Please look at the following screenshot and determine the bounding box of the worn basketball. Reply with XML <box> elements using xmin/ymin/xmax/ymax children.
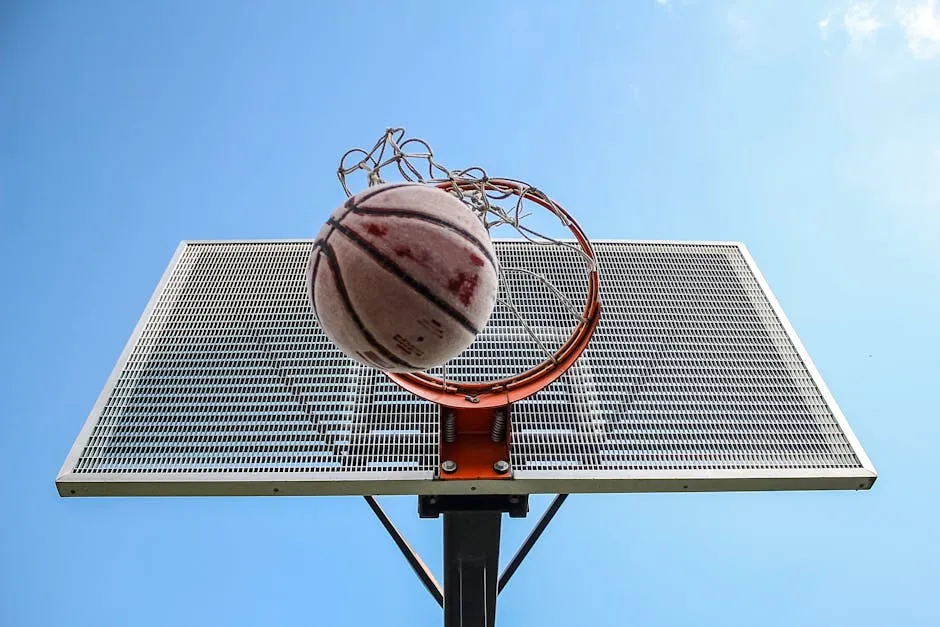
<box><xmin>307</xmin><ymin>183</ymin><xmax>499</xmax><ymax>372</ymax></box>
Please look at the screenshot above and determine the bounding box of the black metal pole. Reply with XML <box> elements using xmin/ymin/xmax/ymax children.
<box><xmin>443</xmin><ymin>510</ymin><xmax>502</xmax><ymax>627</ymax></box>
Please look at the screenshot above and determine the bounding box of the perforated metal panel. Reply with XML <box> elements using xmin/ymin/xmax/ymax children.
<box><xmin>57</xmin><ymin>240</ymin><xmax>875</xmax><ymax>496</ymax></box>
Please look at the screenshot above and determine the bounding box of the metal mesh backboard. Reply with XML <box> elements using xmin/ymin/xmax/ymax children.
<box><xmin>57</xmin><ymin>240</ymin><xmax>876</xmax><ymax>497</ymax></box>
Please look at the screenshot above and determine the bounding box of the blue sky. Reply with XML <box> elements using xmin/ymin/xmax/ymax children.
<box><xmin>2</xmin><ymin>1</ymin><xmax>939</xmax><ymax>625</ymax></box>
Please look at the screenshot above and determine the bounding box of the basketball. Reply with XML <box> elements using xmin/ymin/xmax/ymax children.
<box><xmin>307</xmin><ymin>182</ymin><xmax>499</xmax><ymax>372</ymax></box>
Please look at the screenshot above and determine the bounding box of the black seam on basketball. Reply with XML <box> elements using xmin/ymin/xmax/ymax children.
<box><xmin>327</xmin><ymin>217</ymin><xmax>481</xmax><ymax>336</ymax></box>
<box><xmin>308</xmin><ymin>241</ymin><xmax>324</xmax><ymax>322</ymax></box>
<box><xmin>319</xmin><ymin>225</ymin><xmax>337</xmax><ymax>244</ymax></box>
<box><xmin>339</xmin><ymin>182</ymin><xmax>417</xmax><ymax>221</ymax></box>
<box><xmin>316</xmin><ymin>181</ymin><xmax>392</xmax><ymax>261</ymax></box>
<box><xmin>346</xmin><ymin>206</ymin><xmax>497</xmax><ymax>270</ymax></box>
<box><xmin>317</xmin><ymin>241</ymin><xmax>422</xmax><ymax>371</ymax></box>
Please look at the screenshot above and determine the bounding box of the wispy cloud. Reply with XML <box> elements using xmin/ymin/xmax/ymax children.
<box><xmin>819</xmin><ymin>15</ymin><xmax>832</xmax><ymax>40</ymax></box>
<box><xmin>752</xmin><ymin>1</ymin><xmax>938</xmax><ymax>60</ymax></box>
<box><xmin>897</xmin><ymin>0</ymin><xmax>940</xmax><ymax>59</ymax></box>
<box><xmin>655</xmin><ymin>0</ymin><xmax>670</xmax><ymax>7</ymax></box>
<box><xmin>844</xmin><ymin>3</ymin><xmax>882</xmax><ymax>43</ymax></box>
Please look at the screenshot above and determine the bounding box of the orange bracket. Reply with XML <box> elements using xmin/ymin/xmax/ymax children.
<box><xmin>438</xmin><ymin>405</ymin><xmax>512</xmax><ymax>481</ymax></box>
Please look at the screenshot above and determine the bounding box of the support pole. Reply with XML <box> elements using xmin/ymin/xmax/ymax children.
<box><xmin>443</xmin><ymin>510</ymin><xmax>502</xmax><ymax>627</ymax></box>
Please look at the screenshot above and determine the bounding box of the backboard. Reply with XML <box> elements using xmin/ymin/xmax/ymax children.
<box><xmin>56</xmin><ymin>239</ymin><xmax>876</xmax><ymax>497</ymax></box>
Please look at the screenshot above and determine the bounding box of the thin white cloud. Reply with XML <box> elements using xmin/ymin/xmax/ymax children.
<box><xmin>897</xmin><ymin>0</ymin><xmax>940</xmax><ymax>59</ymax></box>
<box><xmin>819</xmin><ymin>15</ymin><xmax>832</xmax><ymax>39</ymax></box>
<box><xmin>844</xmin><ymin>3</ymin><xmax>882</xmax><ymax>43</ymax></box>
<box><xmin>655</xmin><ymin>0</ymin><xmax>670</xmax><ymax>6</ymax></box>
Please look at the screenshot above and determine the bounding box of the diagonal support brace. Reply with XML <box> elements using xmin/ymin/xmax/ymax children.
<box><xmin>498</xmin><ymin>494</ymin><xmax>568</xmax><ymax>594</ymax></box>
<box><xmin>364</xmin><ymin>496</ymin><xmax>443</xmax><ymax>607</ymax></box>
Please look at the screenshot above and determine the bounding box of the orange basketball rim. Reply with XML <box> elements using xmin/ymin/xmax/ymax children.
<box><xmin>387</xmin><ymin>178</ymin><xmax>602</xmax><ymax>410</ymax></box>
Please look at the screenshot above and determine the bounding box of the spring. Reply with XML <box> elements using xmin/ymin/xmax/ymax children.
<box><xmin>490</xmin><ymin>410</ymin><xmax>507</xmax><ymax>443</ymax></box>
<box><xmin>443</xmin><ymin>411</ymin><xmax>457</xmax><ymax>443</ymax></box>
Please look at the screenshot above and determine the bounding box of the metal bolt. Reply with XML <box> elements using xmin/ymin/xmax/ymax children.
<box><xmin>493</xmin><ymin>460</ymin><xmax>510</xmax><ymax>474</ymax></box>
<box><xmin>441</xmin><ymin>460</ymin><xmax>457</xmax><ymax>473</ymax></box>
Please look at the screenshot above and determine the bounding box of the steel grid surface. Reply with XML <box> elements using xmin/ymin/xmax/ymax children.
<box><xmin>57</xmin><ymin>240</ymin><xmax>876</xmax><ymax>496</ymax></box>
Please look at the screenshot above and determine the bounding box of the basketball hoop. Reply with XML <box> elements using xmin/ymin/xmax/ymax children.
<box><xmin>338</xmin><ymin>129</ymin><xmax>601</xmax><ymax>409</ymax></box>
<box><xmin>337</xmin><ymin>129</ymin><xmax>601</xmax><ymax>481</ymax></box>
